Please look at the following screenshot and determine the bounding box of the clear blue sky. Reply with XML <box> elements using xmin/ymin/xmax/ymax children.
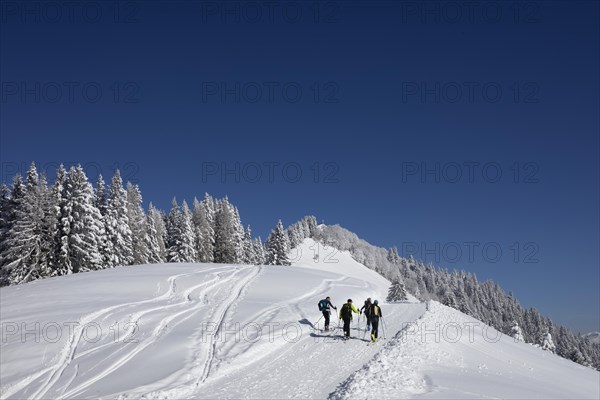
<box><xmin>1</xmin><ymin>1</ymin><xmax>598</xmax><ymax>333</ymax></box>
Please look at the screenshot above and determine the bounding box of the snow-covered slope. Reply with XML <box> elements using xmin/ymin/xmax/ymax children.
<box><xmin>1</xmin><ymin>238</ymin><xmax>598</xmax><ymax>399</ymax></box>
<box><xmin>332</xmin><ymin>301</ymin><xmax>599</xmax><ymax>399</ymax></box>
<box><xmin>0</xmin><ymin>239</ymin><xmax>423</xmax><ymax>399</ymax></box>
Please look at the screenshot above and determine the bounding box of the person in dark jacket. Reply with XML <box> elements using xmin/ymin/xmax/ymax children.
<box><xmin>339</xmin><ymin>299</ymin><xmax>359</xmax><ymax>338</ymax></box>
<box><xmin>370</xmin><ymin>300</ymin><xmax>383</xmax><ymax>342</ymax></box>
<box><xmin>360</xmin><ymin>297</ymin><xmax>373</xmax><ymax>330</ymax></box>
<box><xmin>318</xmin><ymin>296</ymin><xmax>337</xmax><ymax>331</ymax></box>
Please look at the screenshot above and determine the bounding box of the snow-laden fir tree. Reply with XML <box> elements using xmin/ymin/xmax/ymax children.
<box><xmin>180</xmin><ymin>200</ymin><xmax>198</xmax><ymax>262</ymax></box>
<box><xmin>511</xmin><ymin>321</ymin><xmax>525</xmax><ymax>342</ymax></box>
<box><xmin>126</xmin><ymin>182</ymin><xmax>150</xmax><ymax>265</ymax></box>
<box><xmin>94</xmin><ymin>175</ymin><xmax>114</xmax><ymax>267</ymax></box>
<box><xmin>386</xmin><ymin>279</ymin><xmax>408</xmax><ymax>302</ymax></box>
<box><xmin>252</xmin><ymin>237</ymin><xmax>266</xmax><ymax>265</ymax></box>
<box><xmin>46</xmin><ymin>165</ymin><xmax>67</xmax><ymax>272</ymax></box>
<box><xmin>0</xmin><ymin>184</ymin><xmax>11</xmax><ymax>285</ymax></box>
<box><xmin>36</xmin><ymin>172</ymin><xmax>58</xmax><ymax>274</ymax></box>
<box><xmin>144</xmin><ymin>209</ymin><xmax>164</xmax><ymax>264</ymax></box>
<box><xmin>56</xmin><ymin>165</ymin><xmax>105</xmax><ymax>274</ymax></box>
<box><xmin>387</xmin><ymin>246</ymin><xmax>400</xmax><ymax>264</ymax></box>
<box><xmin>542</xmin><ymin>331</ymin><xmax>556</xmax><ymax>353</ymax></box>
<box><xmin>200</xmin><ymin>193</ymin><xmax>216</xmax><ymax>262</ymax></box>
<box><xmin>94</xmin><ymin>175</ymin><xmax>109</xmax><ymax>216</ymax></box>
<box><xmin>105</xmin><ymin>170</ymin><xmax>133</xmax><ymax>267</ymax></box>
<box><xmin>166</xmin><ymin>198</ymin><xmax>182</xmax><ymax>262</ymax></box>
<box><xmin>231</xmin><ymin>205</ymin><xmax>245</xmax><ymax>263</ymax></box>
<box><xmin>148</xmin><ymin>203</ymin><xmax>167</xmax><ymax>260</ymax></box>
<box><xmin>166</xmin><ymin>198</ymin><xmax>196</xmax><ymax>262</ymax></box>
<box><xmin>242</xmin><ymin>225</ymin><xmax>254</xmax><ymax>264</ymax></box>
<box><xmin>1</xmin><ymin>164</ymin><xmax>53</xmax><ymax>284</ymax></box>
<box><xmin>214</xmin><ymin>197</ymin><xmax>239</xmax><ymax>264</ymax></box>
<box><xmin>442</xmin><ymin>289</ymin><xmax>458</xmax><ymax>309</ymax></box>
<box><xmin>192</xmin><ymin>196</ymin><xmax>215</xmax><ymax>263</ymax></box>
<box><xmin>266</xmin><ymin>220</ymin><xmax>290</xmax><ymax>266</ymax></box>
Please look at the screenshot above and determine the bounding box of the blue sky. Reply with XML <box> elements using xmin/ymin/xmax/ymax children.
<box><xmin>1</xmin><ymin>1</ymin><xmax>598</xmax><ymax>333</ymax></box>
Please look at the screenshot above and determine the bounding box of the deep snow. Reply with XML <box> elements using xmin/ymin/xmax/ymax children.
<box><xmin>1</xmin><ymin>239</ymin><xmax>598</xmax><ymax>399</ymax></box>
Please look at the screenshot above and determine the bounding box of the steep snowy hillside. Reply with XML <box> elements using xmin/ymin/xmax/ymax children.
<box><xmin>332</xmin><ymin>301</ymin><xmax>600</xmax><ymax>399</ymax></box>
<box><xmin>1</xmin><ymin>239</ymin><xmax>598</xmax><ymax>399</ymax></box>
<box><xmin>0</xmin><ymin>240</ymin><xmax>424</xmax><ymax>399</ymax></box>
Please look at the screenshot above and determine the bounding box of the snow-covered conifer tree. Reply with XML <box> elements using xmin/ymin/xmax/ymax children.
<box><xmin>542</xmin><ymin>331</ymin><xmax>556</xmax><ymax>353</ymax></box>
<box><xmin>386</xmin><ymin>279</ymin><xmax>408</xmax><ymax>302</ymax></box>
<box><xmin>180</xmin><ymin>200</ymin><xmax>198</xmax><ymax>262</ymax></box>
<box><xmin>126</xmin><ymin>182</ymin><xmax>149</xmax><ymax>265</ymax></box>
<box><xmin>387</xmin><ymin>246</ymin><xmax>400</xmax><ymax>264</ymax></box>
<box><xmin>148</xmin><ymin>203</ymin><xmax>167</xmax><ymax>260</ymax></box>
<box><xmin>214</xmin><ymin>197</ymin><xmax>238</xmax><ymax>263</ymax></box>
<box><xmin>511</xmin><ymin>321</ymin><xmax>525</xmax><ymax>342</ymax></box>
<box><xmin>265</xmin><ymin>220</ymin><xmax>290</xmax><ymax>266</ymax></box>
<box><xmin>56</xmin><ymin>165</ymin><xmax>104</xmax><ymax>274</ymax></box>
<box><xmin>105</xmin><ymin>170</ymin><xmax>133</xmax><ymax>267</ymax></box>
<box><xmin>2</xmin><ymin>164</ymin><xmax>52</xmax><ymax>283</ymax></box>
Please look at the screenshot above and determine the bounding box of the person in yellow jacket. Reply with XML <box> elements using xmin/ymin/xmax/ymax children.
<box><xmin>339</xmin><ymin>299</ymin><xmax>359</xmax><ymax>339</ymax></box>
<box><xmin>370</xmin><ymin>300</ymin><xmax>383</xmax><ymax>342</ymax></box>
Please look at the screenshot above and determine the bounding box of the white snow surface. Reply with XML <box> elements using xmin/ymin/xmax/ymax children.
<box><xmin>1</xmin><ymin>238</ymin><xmax>598</xmax><ymax>399</ymax></box>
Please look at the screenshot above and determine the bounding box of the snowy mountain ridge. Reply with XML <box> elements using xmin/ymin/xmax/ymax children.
<box><xmin>1</xmin><ymin>238</ymin><xmax>599</xmax><ymax>399</ymax></box>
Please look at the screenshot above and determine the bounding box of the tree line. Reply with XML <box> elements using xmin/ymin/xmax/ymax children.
<box><xmin>1</xmin><ymin>163</ymin><xmax>596</xmax><ymax>371</ymax></box>
<box><xmin>0</xmin><ymin>163</ymin><xmax>299</xmax><ymax>285</ymax></box>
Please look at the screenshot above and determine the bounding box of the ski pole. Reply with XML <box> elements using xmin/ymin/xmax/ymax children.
<box><xmin>381</xmin><ymin>316</ymin><xmax>386</xmax><ymax>339</ymax></box>
<box><xmin>314</xmin><ymin>314</ymin><xmax>323</xmax><ymax>329</ymax></box>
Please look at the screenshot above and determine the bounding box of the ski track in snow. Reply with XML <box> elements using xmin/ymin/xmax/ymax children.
<box><xmin>118</xmin><ymin>265</ymin><xmax>265</xmax><ymax>399</ymax></box>
<box><xmin>59</xmin><ymin>268</ymin><xmax>241</xmax><ymax>399</ymax></box>
<box><xmin>1</xmin><ymin>266</ymin><xmax>233</xmax><ymax>400</ymax></box>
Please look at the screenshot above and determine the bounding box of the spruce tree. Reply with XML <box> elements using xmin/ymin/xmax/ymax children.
<box><xmin>166</xmin><ymin>198</ymin><xmax>196</xmax><ymax>262</ymax></box>
<box><xmin>387</xmin><ymin>279</ymin><xmax>408</xmax><ymax>302</ymax></box>
<box><xmin>105</xmin><ymin>170</ymin><xmax>133</xmax><ymax>266</ymax></box>
<box><xmin>2</xmin><ymin>164</ymin><xmax>51</xmax><ymax>283</ymax></box>
<box><xmin>0</xmin><ymin>184</ymin><xmax>11</xmax><ymax>285</ymax></box>
<box><xmin>145</xmin><ymin>210</ymin><xmax>164</xmax><ymax>264</ymax></box>
<box><xmin>126</xmin><ymin>182</ymin><xmax>150</xmax><ymax>265</ymax></box>
<box><xmin>253</xmin><ymin>237</ymin><xmax>266</xmax><ymax>265</ymax></box>
<box><xmin>198</xmin><ymin>194</ymin><xmax>216</xmax><ymax>262</ymax></box>
<box><xmin>242</xmin><ymin>225</ymin><xmax>253</xmax><ymax>264</ymax></box>
<box><xmin>94</xmin><ymin>175</ymin><xmax>113</xmax><ymax>267</ymax></box>
<box><xmin>387</xmin><ymin>246</ymin><xmax>400</xmax><ymax>264</ymax></box>
<box><xmin>180</xmin><ymin>200</ymin><xmax>198</xmax><ymax>262</ymax></box>
<box><xmin>511</xmin><ymin>321</ymin><xmax>525</xmax><ymax>342</ymax></box>
<box><xmin>166</xmin><ymin>198</ymin><xmax>183</xmax><ymax>262</ymax></box>
<box><xmin>56</xmin><ymin>165</ymin><xmax>104</xmax><ymax>274</ymax></box>
<box><xmin>214</xmin><ymin>197</ymin><xmax>237</xmax><ymax>263</ymax></box>
<box><xmin>148</xmin><ymin>203</ymin><xmax>167</xmax><ymax>260</ymax></box>
<box><xmin>266</xmin><ymin>220</ymin><xmax>290</xmax><ymax>266</ymax></box>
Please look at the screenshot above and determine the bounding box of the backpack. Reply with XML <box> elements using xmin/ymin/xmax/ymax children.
<box><xmin>318</xmin><ymin>299</ymin><xmax>328</xmax><ymax>312</ymax></box>
<box><xmin>364</xmin><ymin>302</ymin><xmax>372</xmax><ymax>318</ymax></box>
<box><xmin>372</xmin><ymin>305</ymin><xmax>380</xmax><ymax>317</ymax></box>
<box><xmin>341</xmin><ymin>303</ymin><xmax>351</xmax><ymax>319</ymax></box>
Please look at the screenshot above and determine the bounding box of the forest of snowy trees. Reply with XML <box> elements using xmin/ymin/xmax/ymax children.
<box><xmin>0</xmin><ymin>163</ymin><xmax>296</xmax><ymax>286</ymax></box>
<box><xmin>1</xmin><ymin>163</ymin><xmax>597</xmax><ymax>371</ymax></box>
<box><xmin>311</xmin><ymin>224</ymin><xmax>600</xmax><ymax>371</ymax></box>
